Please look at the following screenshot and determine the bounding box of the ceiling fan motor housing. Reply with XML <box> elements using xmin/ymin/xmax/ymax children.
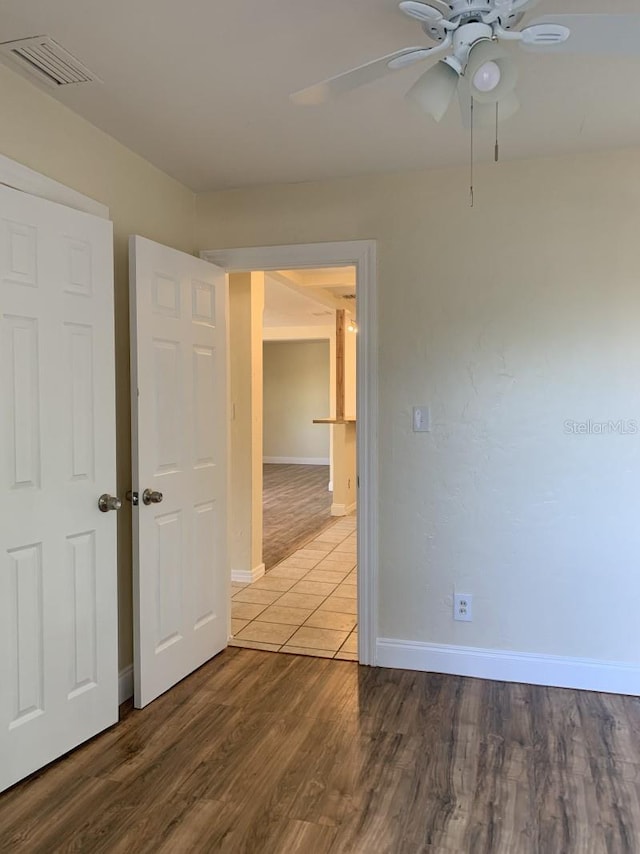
<box><xmin>449</xmin><ymin>0</ymin><xmax>516</xmax><ymax>17</ymax></box>
<box><xmin>451</xmin><ymin>22</ymin><xmax>494</xmax><ymax>69</ymax></box>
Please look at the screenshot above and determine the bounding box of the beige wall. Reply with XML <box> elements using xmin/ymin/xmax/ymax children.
<box><xmin>0</xmin><ymin>65</ymin><xmax>197</xmax><ymax>669</ymax></box>
<box><xmin>344</xmin><ymin>316</ymin><xmax>357</xmax><ymax>420</ymax></box>
<box><xmin>331</xmin><ymin>423</ymin><xmax>356</xmax><ymax>516</ymax></box>
<box><xmin>5</xmin><ymin>56</ymin><xmax>640</xmax><ymax>675</ymax></box>
<box><xmin>196</xmin><ymin>149</ymin><xmax>640</xmax><ymax>666</ymax></box>
<box><xmin>263</xmin><ymin>341</ymin><xmax>330</xmax><ymax>462</ymax></box>
<box><xmin>229</xmin><ymin>273</ymin><xmax>265</xmax><ymax>577</ymax></box>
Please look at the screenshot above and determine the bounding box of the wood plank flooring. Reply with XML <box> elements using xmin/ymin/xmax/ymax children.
<box><xmin>263</xmin><ymin>463</ymin><xmax>333</xmax><ymax>570</ymax></box>
<box><xmin>1</xmin><ymin>649</ymin><xmax>639</xmax><ymax>853</ymax></box>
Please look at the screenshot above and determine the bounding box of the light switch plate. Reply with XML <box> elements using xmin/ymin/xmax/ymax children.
<box><xmin>413</xmin><ymin>406</ymin><xmax>431</xmax><ymax>433</ymax></box>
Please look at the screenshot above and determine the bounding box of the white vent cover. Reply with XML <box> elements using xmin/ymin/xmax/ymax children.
<box><xmin>0</xmin><ymin>36</ymin><xmax>99</xmax><ymax>87</ymax></box>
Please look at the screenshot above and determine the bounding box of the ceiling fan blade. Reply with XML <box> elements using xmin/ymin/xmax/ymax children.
<box><xmin>388</xmin><ymin>49</ymin><xmax>439</xmax><ymax>71</ymax></box>
<box><xmin>291</xmin><ymin>45</ymin><xmax>445</xmax><ymax>106</ymax></box>
<box><xmin>520</xmin><ymin>24</ymin><xmax>570</xmax><ymax>49</ymax></box>
<box><xmin>406</xmin><ymin>61</ymin><xmax>458</xmax><ymax>122</ymax></box>
<box><xmin>399</xmin><ymin>2</ymin><xmax>444</xmax><ymax>24</ymax></box>
<box><xmin>522</xmin><ymin>14</ymin><xmax>640</xmax><ymax>54</ymax></box>
<box><xmin>458</xmin><ymin>91</ymin><xmax>520</xmax><ymax>130</ymax></box>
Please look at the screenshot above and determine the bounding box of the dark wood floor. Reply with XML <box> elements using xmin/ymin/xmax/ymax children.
<box><xmin>263</xmin><ymin>463</ymin><xmax>334</xmax><ymax>570</ymax></box>
<box><xmin>2</xmin><ymin>649</ymin><xmax>639</xmax><ymax>853</ymax></box>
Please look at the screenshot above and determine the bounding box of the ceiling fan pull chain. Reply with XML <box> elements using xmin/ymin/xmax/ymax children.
<box><xmin>470</xmin><ymin>96</ymin><xmax>475</xmax><ymax>208</ymax></box>
<box><xmin>495</xmin><ymin>102</ymin><xmax>500</xmax><ymax>163</ymax></box>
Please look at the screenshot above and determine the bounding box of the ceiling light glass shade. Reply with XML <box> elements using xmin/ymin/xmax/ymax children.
<box><xmin>465</xmin><ymin>41</ymin><xmax>518</xmax><ymax>105</ymax></box>
<box><xmin>406</xmin><ymin>60</ymin><xmax>459</xmax><ymax>122</ymax></box>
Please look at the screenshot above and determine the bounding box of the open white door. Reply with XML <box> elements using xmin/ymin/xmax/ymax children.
<box><xmin>0</xmin><ymin>185</ymin><xmax>118</xmax><ymax>792</ymax></box>
<box><xmin>130</xmin><ymin>236</ymin><xmax>229</xmax><ymax>708</ymax></box>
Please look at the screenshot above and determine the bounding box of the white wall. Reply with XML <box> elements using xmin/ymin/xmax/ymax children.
<box><xmin>196</xmin><ymin>148</ymin><xmax>640</xmax><ymax>674</ymax></box>
<box><xmin>263</xmin><ymin>341</ymin><xmax>330</xmax><ymax>463</ymax></box>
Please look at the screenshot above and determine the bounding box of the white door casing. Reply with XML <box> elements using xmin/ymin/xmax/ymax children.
<box><xmin>0</xmin><ymin>184</ymin><xmax>118</xmax><ymax>793</ymax></box>
<box><xmin>201</xmin><ymin>241</ymin><xmax>378</xmax><ymax>667</ymax></box>
<box><xmin>130</xmin><ymin>236</ymin><xmax>229</xmax><ymax>709</ymax></box>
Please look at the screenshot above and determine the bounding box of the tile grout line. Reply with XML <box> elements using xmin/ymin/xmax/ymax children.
<box><xmin>231</xmin><ymin>516</ymin><xmax>358</xmax><ymax>659</ymax></box>
<box><xmin>233</xmin><ymin>557</ymin><xmax>356</xmax><ymax>655</ymax></box>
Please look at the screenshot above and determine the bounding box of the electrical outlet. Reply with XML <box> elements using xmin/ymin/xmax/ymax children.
<box><xmin>454</xmin><ymin>593</ymin><xmax>473</xmax><ymax>622</ymax></box>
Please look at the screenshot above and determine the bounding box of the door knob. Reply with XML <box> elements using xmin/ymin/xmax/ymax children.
<box><xmin>142</xmin><ymin>489</ymin><xmax>163</xmax><ymax>506</ymax></box>
<box><xmin>98</xmin><ymin>494</ymin><xmax>122</xmax><ymax>513</ymax></box>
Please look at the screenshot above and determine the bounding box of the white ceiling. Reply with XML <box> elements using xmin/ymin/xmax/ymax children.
<box><xmin>263</xmin><ymin>278</ymin><xmax>333</xmax><ymax>329</ymax></box>
<box><xmin>264</xmin><ymin>267</ymin><xmax>356</xmax><ymax>328</ymax></box>
<box><xmin>2</xmin><ymin>1</ymin><xmax>640</xmax><ymax>191</ymax></box>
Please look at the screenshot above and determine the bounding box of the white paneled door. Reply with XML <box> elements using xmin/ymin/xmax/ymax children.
<box><xmin>130</xmin><ymin>236</ymin><xmax>229</xmax><ymax>709</ymax></box>
<box><xmin>0</xmin><ymin>185</ymin><xmax>118</xmax><ymax>793</ymax></box>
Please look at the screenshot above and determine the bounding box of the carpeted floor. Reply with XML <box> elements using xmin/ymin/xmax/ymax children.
<box><xmin>263</xmin><ymin>464</ymin><xmax>334</xmax><ymax>570</ymax></box>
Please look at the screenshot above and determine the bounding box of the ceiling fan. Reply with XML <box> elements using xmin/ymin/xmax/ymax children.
<box><xmin>291</xmin><ymin>1</ymin><xmax>640</xmax><ymax>127</ymax></box>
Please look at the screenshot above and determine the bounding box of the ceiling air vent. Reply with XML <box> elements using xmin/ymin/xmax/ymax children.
<box><xmin>0</xmin><ymin>36</ymin><xmax>99</xmax><ymax>87</ymax></box>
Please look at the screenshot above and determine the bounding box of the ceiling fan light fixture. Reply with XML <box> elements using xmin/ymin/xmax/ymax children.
<box><xmin>406</xmin><ymin>60</ymin><xmax>459</xmax><ymax>121</ymax></box>
<box><xmin>465</xmin><ymin>41</ymin><xmax>518</xmax><ymax>104</ymax></box>
<box><xmin>472</xmin><ymin>60</ymin><xmax>501</xmax><ymax>92</ymax></box>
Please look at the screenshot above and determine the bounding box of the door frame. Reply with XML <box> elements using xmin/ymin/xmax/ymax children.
<box><xmin>201</xmin><ymin>241</ymin><xmax>378</xmax><ymax>667</ymax></box>
<box><xmin>0</xmin><ymin>153</ymin><xmax>109</xmax><ymax>219</ymax></box>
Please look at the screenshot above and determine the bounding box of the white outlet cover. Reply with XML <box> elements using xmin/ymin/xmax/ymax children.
<box><xmin>454</xmin><ymin>593</ymin><xmax>473</xmax><ymax>622</ymax></box>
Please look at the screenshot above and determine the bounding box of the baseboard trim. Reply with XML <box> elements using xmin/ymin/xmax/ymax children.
<box><xmin>264</xmin><ymin>456</ymin><xmax>330</xmax><ymax>466</ymax></box>
<box><xmin>119</xmin><ymin>664</ymin><xmax>133</xmax><ymax>704</ymax></box>
<box><xmin>376</xmin><ymin>638</ymin><xmax>640</xmax><ymax>696</ymax></box>
<box><xmin>232</xmin><ymin>563</ymin><xmax>265</xmax><ymax>584</ymax></box>
<box><xmin>331</xmin><ymin>501</ymin><xmax>357</xmax><ymax>517</ymax></box>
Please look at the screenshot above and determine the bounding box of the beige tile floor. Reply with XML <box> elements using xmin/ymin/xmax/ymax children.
<box><xmin>230</xmin><ymin>514</ymin><xmax>357</xmax><ymax>661</ymax></box>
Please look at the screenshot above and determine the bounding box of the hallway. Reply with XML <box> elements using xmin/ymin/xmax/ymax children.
<box><xmin>232</xmin><ymin>515</ymin><xmax>357</xmax><ymax>660</ymax></box>
<box><xmin>263</xmin><ymin>463</ymin><xmax>333</xmax><ymax>570</ymax></box>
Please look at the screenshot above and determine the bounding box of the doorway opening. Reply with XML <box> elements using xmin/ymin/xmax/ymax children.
<box><xmin>228</xmin><ymin>265</ymin><xmax>358</xmax><ymax>660</ymax></box>
<box><xmin>201</xmin><ymin>240</ymin><xmax>377</xmax><ymax>667</ymax></box>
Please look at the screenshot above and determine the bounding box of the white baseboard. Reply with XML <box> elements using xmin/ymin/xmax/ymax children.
<box><xmin>376</xmin><ymin>638</ymin><xmax>640</xmax><ymax>696</ymax></box>
<box><xmin>331</xmin><ymin>501</ymin><xmax>357</xmax><ymax>517</ymax></box>
<box><xmin>119</xmin><ymin>664</ymin><xmax>133</xmax><ymax>704</ymax></box>
<box><xmin>232</xmin><ymin>562</ymin><xmax>265</xmax><ymax>584</ymax></box>
<box><xmin>264</xmin><ymin>456</ymin><xmax>330</xmax><ymax>466</ymax></box>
